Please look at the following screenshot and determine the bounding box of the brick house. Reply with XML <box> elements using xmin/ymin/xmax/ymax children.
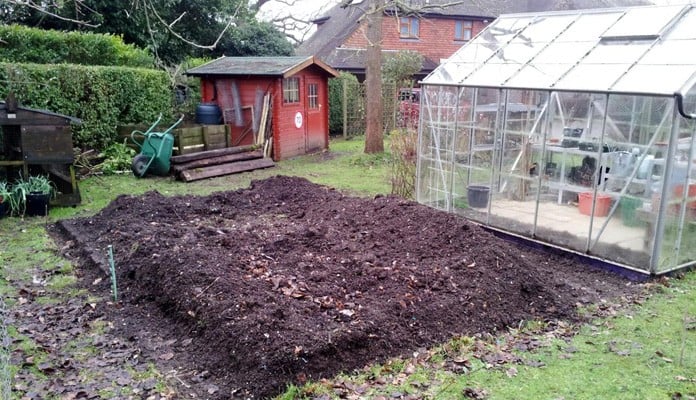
<box><xmin>296</xmin><ymin>0</ymin><xmax>650</xmax><ymax>81</ymax></box>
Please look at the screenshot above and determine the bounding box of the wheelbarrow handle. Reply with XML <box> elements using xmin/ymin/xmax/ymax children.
<box><xmin>130</xmin><ymin>114</ymin><xmax>165</xmax><ymax>149</ymax></box>
<box><xmin>162</xmin><ymin>114</ymin><xmax>185</xmax><ymax>134</ymax></box>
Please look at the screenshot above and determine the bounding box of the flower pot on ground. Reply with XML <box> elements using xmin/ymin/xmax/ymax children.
<box><xmin>25</xmin><ymin>192</ymin><xmax>50</xmax><ymax>216</ymax></box>
<box><xmin>12</xmin><ymin>175</ymin><xmax>55</xmax><ymax>217</ymax></box>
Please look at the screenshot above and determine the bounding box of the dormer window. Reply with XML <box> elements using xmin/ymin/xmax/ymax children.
<box><xmin>400</xmin><ymin>17</ymin><xmax>419</xmax><ymax>39</ymax></box>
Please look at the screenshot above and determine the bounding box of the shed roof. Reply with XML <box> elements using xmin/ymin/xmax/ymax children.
<box><xmin>423</xmin><ymin>4</ymin><xmax>696</xmax><ymax>97</ymax></box>
<box><xmin>185</xmin><ymin>56</ymin><xmax>338</xmax><ymax>78</ymax></box>
<box><xmin>0</xmin><ymin>101</ymin><xmax>81</xmax><ymax>125</ymax></box>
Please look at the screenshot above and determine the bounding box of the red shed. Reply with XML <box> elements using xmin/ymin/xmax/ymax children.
<box><xmin>186</xmin><ymin>56</ymin><xmax>338</xmax><ymax>161</ymax></box>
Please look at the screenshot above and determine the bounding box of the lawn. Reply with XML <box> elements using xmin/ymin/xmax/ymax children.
<box><xmin>0</xmin><ymin>136</ymin><xmax>694</xmax><ymax>400</ymax></box>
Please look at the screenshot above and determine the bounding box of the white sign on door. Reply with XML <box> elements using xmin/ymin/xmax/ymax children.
<box><xmin>294</xmin><ymin>111</ymin><xmax>303</xmax><ymax>129</ymax></box>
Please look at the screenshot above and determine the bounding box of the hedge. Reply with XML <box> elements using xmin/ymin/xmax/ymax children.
<box><xmin>0</xmin><ymin>24</ymin><xmax>153</xmax><ymax>68</ymax></box>
<box><xmin>0</xmin><ymin>62</ymin><xmax>172</xmax><ymax>150</ymax></box>
<box><xmin>328</xmin><ymin>72</ymin><xmax>361</xmax><ymax>135</ymax></box>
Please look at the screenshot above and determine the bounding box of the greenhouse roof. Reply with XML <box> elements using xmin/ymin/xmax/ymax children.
<box><xmin>423</xmin><ymin>4</ymin><xmax>696</xmax><ymax>96</ymax></box>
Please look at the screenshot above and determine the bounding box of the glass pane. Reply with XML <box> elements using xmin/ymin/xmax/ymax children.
<box><xmin>449</xmin><ymin>43</ymin><xmax>502</xmax><ymax>64</ymax></box>
<box><xmin>488</xmin><ymin>89</ymin><xmax>547</xmax><ymax>237</ymax></box>
<box><xmin>684</xmin><ymin>83</ymin><xmax>696</xmax><ymax>116</ymax></box>
<box><xmin>519</xmin><ymin>15</ymin><xmax>578</xmax><ymax>42</ymax></box>
<box><xmin>612</xmin><ymin>65</ymin><xmax>696</xmax><ymax>95</ymax></box>
<box><xmin>454</xmin><ymin>88</ymin><xmax>498</xmax><ymax>223</ymax></box>
<box><xmin>532</xmin><ymin>41</ymin><xmax>597</xmax><ymax>63</ymax></box>
<box><xmin>583</xmin><ymin>95</ymin><xmax>675</xmax><ymax>271</ymax></box>
<box><xmin>465</xmin><ymin>63</ymin><xmax>522</xmax><ymax>87</ymax></box>
<box><xmin>672</xmin><ymin>118</ymin><xmax>696</xmax><ymax>270</ymax></box>
<box><xmin>416</xmin><ymin>86</ymin><xmax>462</xmax><ymax>211</ymax></box>
<box><xmin>556</xmin><ymin>12</ymin><xmax>623</xmax><ymax>41</ymax></box>
<box><xmin>554</xmin><ymin>64</ymin><xmax>629</xmax><ymax>92</ymax></box>
<box><xmin>583</xmin><ymin>42</ymin><xmax>651</xmax><ymax>64</ymax></box>
<box><xmin>641</xmin><ymin>40</ymin><xmax>696</xmax><ymax>65</ymax></box>
<box><xmin>506</xmin><ymin>63</ymin><xmax>573</xmax><ymax>89</ymax></box>
<box><xmin>602</xmin><ymin>5</ymin><xmax>684</xmax><ymax>39</ymax></box>
<box><xmin>663</xmin><ymin>6</ymin><xmax>696</xmax><ymax>40</ymax></box>
<box><xmin>423</xmin><ymin>62</ymin><xmax>478</xmax><ymax>85</ymax></box>
<box><xmin>481</xmin><ymin>16</ymin><xmax>536</xmax><ymax>45</ymax></box>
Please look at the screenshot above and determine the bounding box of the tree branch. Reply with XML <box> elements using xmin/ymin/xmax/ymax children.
<box><xmin>143</xmin><ymin>0</ymin><xmax>243</xmax><ymax>50</ymax></box>
<box><xmin>5</xmin><ymin>0</ymin><xmax>102</xmax><ymax>27</ymax></box>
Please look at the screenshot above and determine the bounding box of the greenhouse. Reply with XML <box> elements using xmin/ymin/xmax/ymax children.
<box><xmin>416</xmin><ymin>4</ymin><xmax>696</xmax><ymax>275</ymax></box>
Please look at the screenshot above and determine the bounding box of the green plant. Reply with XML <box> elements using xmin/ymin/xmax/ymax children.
<box><xmin>0</xmin><ymin>180</ymin><xmax>12</xmax><ymax>217</ymax></box>
<box><xmin>16</xmin><ymin>175</ymin><xmax>55</xmax><ymax>195</ymax></box>
<box><xmin>0</xmin><ymin>24</ymin><xmax>153</xmax><ymax>68</ymax></box>
<box><xmin>99</xmin><ymin>141</ymin><xmax>136</xmax><ymax>175</ymax></box>
<box><xmin>0</xmin><ymin>181</ymin><xmax>10</xmax><ymax>203</ymax></box>
<box><xmin>9</xmin><ymin>175</ymin><xmax>56</xmax><ymax>216</ymax></box>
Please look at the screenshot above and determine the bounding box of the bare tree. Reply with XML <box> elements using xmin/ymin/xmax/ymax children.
<box><xmin>252</xmin><ymin>0</ymin><xmax>340</xmax><ymax>44</ymax></box>
<box><xmin>364</xmin><ymin>0</ymin><xmax>385</xmax><ymax>153</ymax></box>
<box><xmin>348</xmin><ymin>0</ymin><xmax>467</xmax><ymax>153</ymax></box>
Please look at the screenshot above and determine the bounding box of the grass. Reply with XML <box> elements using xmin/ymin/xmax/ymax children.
<box><xmin>1</xmin><ymin>135</ymin><xmax>694</xmax><ymax>399</ymax></box>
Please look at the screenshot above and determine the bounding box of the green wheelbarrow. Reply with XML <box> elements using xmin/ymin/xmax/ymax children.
<box><xmin>131</xmin><ymin>114</ymin><xmax>184</xmax><ymax>177</ymax></box>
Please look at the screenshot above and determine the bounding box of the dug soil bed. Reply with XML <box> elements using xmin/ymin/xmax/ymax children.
<box><xmin>54</xmin><ymin>176</ymin><xmax>639</xmax><ymax>398</ymax></box>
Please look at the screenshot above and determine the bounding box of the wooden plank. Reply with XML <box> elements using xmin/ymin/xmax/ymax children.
<box><xmin>172</xmin><ymin>150</ymin><xmax>264</xmax><ymax>173</ymax></box>
<box><xmin>180</xmin><ymin>158</ymin><xmax>275</xmax><ymax>182</ymax></box>
<box><xmin>177</xmin><ymin>126</ymin><xmax>204</xmax><ymax>139</ymax></box>
<box><xmin>180</xmin><ymin>144</ymin><xmax>205</xmax><ymax>155</ymax></box>
<box><xmin>170</xmin><ymin>144</ymin><xmax>259</xmax><ymax>164</ymax></box>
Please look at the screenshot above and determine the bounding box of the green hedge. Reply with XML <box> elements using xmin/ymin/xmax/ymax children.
<box><xmin>0</xmin><ymin>62</ymin><xmax>172</xmax><ymax>149</ymax></box>
<box><xmin>0</xmin><ymin>25</ymin><xmax>153</xmax><ymax>68</ymax></box>
<box><xmin>328</xmin><ymin>72</ymin><xmax>360</xmax><ymax>135</ymax></box>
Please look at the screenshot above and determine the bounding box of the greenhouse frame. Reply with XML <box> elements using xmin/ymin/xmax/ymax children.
<box><xmin>416</xmin><ymin>4</ymin><xmax>696</xmax><ymax>275</ymax></box>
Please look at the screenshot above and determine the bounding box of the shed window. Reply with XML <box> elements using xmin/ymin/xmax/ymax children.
<box><xmin>400</xmin><ymin>17</ymin><xmax>419</xmax><ymax>39</ymax></box>
<box><xmin>283</xmin><ymin>78</ymin><xmax>300</xmax><ymax>103</ymax></box>
<box><xmin>308</xmin><ymin>84</ymin><xmax>318</xmax><ymax>109</ymax></box>
<box><xmin>455</xmin><ymin>20</ymin><xmax>473</xmax><ymax>41</ymax></box>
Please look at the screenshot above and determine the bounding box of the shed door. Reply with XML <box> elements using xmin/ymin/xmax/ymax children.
<box><xmin>305</xmin><ymin>78</ymin><xmax>326</xmax><ymax>152</ymax></box>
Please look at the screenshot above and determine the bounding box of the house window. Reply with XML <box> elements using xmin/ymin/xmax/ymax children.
<box><xmin>455</xmin><ymin>20</ymin><xmax>473</xmax><ymax>41</ymax></box>
<box><xmin>400</xmin><ymin>17</ymin><xmax>419</xmax><ymax>39</ymax></box>
<box><xmin>308</xmin><ymin>83</ymin><xmax>318</xmax><ymax>109</ymax></box>
<box><xmin>283</xmin><ymin>78</ymin><xmax>300</xmax><ymax>103</ymax></box>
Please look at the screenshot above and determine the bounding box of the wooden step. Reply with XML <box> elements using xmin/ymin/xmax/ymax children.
<box><xmin>172</xmin><ymin>150</ymin><xmax>263</xmax><ymax>173</ymax></box>
<box><xmin>170</xmin><ymin>144</ymin><xmax>259</xmax><ymax>164</ymax></box>
<box><xmin>179</xmin><ymin>158</ymin><xmax>275</xmax><ymax>182</ymax></box>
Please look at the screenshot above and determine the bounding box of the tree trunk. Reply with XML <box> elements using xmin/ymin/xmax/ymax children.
<box><xmin>364</xmin><ymin>0</ymin><xmax>385</xmax><ymax>153</ymax></box>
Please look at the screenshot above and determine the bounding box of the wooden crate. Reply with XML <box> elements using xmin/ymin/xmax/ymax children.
<box><xmin>116</xmin><ymin>124</ymin><xmax>230</xmax><ymax>155</ymax></box>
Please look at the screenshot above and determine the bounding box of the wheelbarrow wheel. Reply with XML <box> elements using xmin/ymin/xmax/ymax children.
<box><xmin>131</xmin><ymin>154</ymin><xmax>151</xmax><ymax>178</ymax></box>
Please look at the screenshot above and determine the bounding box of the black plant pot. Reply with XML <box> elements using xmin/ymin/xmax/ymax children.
<box><xmin>25</xmin><ymin>192</ymin><xmax>50</xmax><ymax>217</ymax></box>
<box><xmin>0</xmin><ymin>201</ymin><xmax>7</xmax><ymax>218</ymax></box>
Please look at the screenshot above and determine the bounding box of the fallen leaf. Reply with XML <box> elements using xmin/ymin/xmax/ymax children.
<box><xmin>506</xmin><ymin>367</ymin><xmax>518</xmax><ymax>377</ymax></box>
<box><xmin>159</xmin><ymin>352</ymin><xmax>174</xmax><ymax>361</ymax></box>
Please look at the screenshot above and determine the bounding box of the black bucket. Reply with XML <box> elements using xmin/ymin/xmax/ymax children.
<box><xmin>25</xmin><ymin>192</ymin><xmax>50</xmax><ymax>217</ymax></box>
<box><xmin>467</xmin><ymin>185</ymin><xmax>490</xmax><ymax>208</ymax></box>
<box><xmin>195</xmin><ymin>103</ymin><xmax>222</xmax><ymax>124</ymax></box>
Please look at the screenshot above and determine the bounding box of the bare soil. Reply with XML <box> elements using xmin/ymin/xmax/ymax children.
<box><xmin>53</xmin><ymin>176</ymin><xmax>640</xmax><ymax>398</ymax></box>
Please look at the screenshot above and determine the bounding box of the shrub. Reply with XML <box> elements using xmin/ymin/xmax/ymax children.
<box><xmin>0</xmin><ymin>24</ymin><xmax>153</xmax><ymax>68</ymax></box>
<box><xmin>390</xmin><ymin>128</ymin><xmax>418</xmax><ymax>199</ymax></box>
<box><xmin>0</xmin><ymin>62</ymin><xmax>172</xmax><ymax>150</ymax></box>
<box><xmin>98</xmin><ymin>141</ymin><xmax>136</xmax><ymax>175</ymax></box>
